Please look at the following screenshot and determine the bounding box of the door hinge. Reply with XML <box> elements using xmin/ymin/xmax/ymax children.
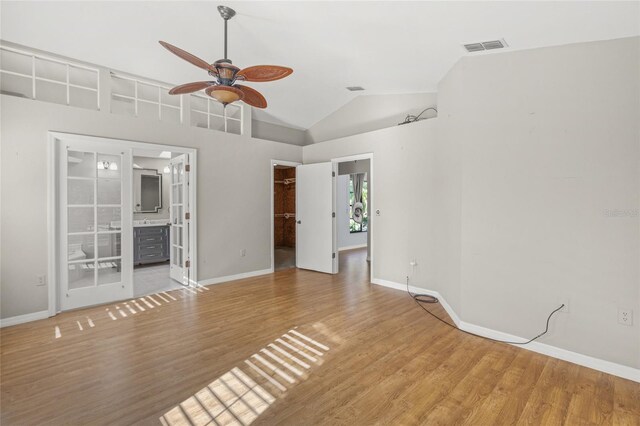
<box><xmin>332</xmin><ymin>253</ymin><xmax>336</xmax><ymax>259</ymax></box>
<box><xmin>185</xmin><ymin>164</ymin><xmax>191</xmax><ymax>172</ymax></box>
<box><xmin>185</xmin><ymin>260</ymin><xmax>191</xmax><ymax>268</ymax></box>
<box><xmin>332</xmin><ymin>171</ymin><xmax>335</xmax><ymax>177</ymax></box>
<box><xmin>185</xmin><ymin>212</ymin><xmax>191</xmax><ymax>220</ymax></box>
<box><xmin>332</xmin><ymin>212</ymin><xmax>335</xmax><ymax>218</ymax></box>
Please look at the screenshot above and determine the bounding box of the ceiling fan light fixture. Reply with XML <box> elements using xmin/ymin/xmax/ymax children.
<box><xmin>206</xmin><ymin>85</ymin><xmax>244</xmax><ymax>105</ymax></box>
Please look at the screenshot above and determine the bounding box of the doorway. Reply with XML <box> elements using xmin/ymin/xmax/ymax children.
<box><xmin>48</xmin><ymin>133</ymin><xmax>197</xmax><ymax>314</ymax></box>
<box><xmin>335</xmin><ymin>159</ymin><xmax>370</xmax><ymax>259</ymax></box>
<box><xmin>271</xmin><ymin>160</ymin><xmax>300</xmax><ymax>271</ymax></box>
<box><xmin>331</xmin><ymin>153</ymin><xmax>373</xmax><ymax>276</ymax></box>
<box><xmin>130</xmin><ymin>149</ymin><xmax>190</xmax><ymax>296</ymax></box>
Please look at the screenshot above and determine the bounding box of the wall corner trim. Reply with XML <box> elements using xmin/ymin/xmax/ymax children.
<box><xmin>0</xmin><ymin>310</ymin><xmax>51</xmax><ymax>328</ymax></box>
<box><xmin>371</xmin><ymin>278</ymin><xmax>640</xmax><ymax>383</ymax></box>
<box><xmin>198</xmin><ymin>268</ymin><xmax>273</xmax><ymax>287</ymax></box>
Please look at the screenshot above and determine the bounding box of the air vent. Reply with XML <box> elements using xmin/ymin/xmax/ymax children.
<box><xmin>463</xmin><ymin>39</ymin><xmax>508</xmax><ymax>53</ymax></box>
<box><xmin>346</xmin><ymin>86</ymin><xmax>365</xmax><ymax>91</ymax></box>
<box><xmin>482</xmin><ymin>40</ymin><xmax>506</xmax><ymax>50</ymax></box>
<box><xmin>463</xmin><ymin>43</ymin><xmax>485</xmax><ymax>53</ymax></box>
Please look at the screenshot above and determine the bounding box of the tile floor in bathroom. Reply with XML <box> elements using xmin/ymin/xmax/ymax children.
<box><xmin>133</xmin><ymin>262</ymin><xmax>184</xmax><ymax>297</ymax></box>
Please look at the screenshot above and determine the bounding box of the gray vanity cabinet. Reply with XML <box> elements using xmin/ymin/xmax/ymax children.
<box><xmin>133</xmin><ymin>225</ymin><xmax>170</xmax><ymax>264</ymax></box>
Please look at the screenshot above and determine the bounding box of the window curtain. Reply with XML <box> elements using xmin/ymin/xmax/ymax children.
<box><xmin>352</xmin><ymin>173</ymin><xmax>365</xmax><ymax>204</ymax></box>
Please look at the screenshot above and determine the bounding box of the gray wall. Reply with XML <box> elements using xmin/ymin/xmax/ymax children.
<box><xmin>437</xmin><ymin>36</ymin><xmax>640</xmax><ymax>369</ymax></box>
<box><xmin>1</xmin><ymin>95</ymin><xmax>301</xmax><ymax>318</ymax></box>
<box><xmin>337</xmin><ymin>159</ymin><xmax>370</xmax><ymax>176</ymax></box>
<box><xmin>251</xmin><ymin>119</ymin><xmax>306</xmax><ymax>146</ymax></box>
<box><xmin>306</xmin><ymin>37</ymin><xmax>639</xmax><ymax>369</ymax></box>
<box><xmin>305</xmin><ymin>92</ymin><xmax>438</xmax><ymax>144</ymax></box>
<box><xmin>304</xmin><ymin>120</ymin><xmax>438</xmax><ymax>290</ymax></box>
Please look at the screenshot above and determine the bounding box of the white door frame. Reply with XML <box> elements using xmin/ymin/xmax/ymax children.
<box><xmin>47</xmin><ymin>132</ymin><xmax>198</xmax><ymax>316</ymax></box>
<box><xmin>330</xmin><ymin>153</ymin><xmax>374</xmax><ymax>280</ymax></box>
<box><xmin>270</xmin><ymin>159</ymin><xmax>301</xmax><ymax>272</ymax></box>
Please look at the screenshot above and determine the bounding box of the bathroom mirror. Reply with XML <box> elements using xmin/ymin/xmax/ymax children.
<box><xmin>133</xmin><ymin>169</ymin><xmax>162</xmax><ymax>213</ymax></box>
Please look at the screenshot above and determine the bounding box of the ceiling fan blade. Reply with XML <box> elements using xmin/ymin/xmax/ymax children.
<box><xmin>169</xmin><ymin>81</ymin><xmax>214</xmax><ymax>95</ymax></box>
<box><xmin>159</xmin><ymin>41</ymin><xmax>216</xmax><ymax>74</ymax></box>
<box><xmin>237</xmin><ymin>65</ymin><xmax>293</xmax><ymax>82</ymax></box>
<box><xmin>235</xmin><ymin>85</ymin><xmax>267</xmax><ymax>108</ymax></box>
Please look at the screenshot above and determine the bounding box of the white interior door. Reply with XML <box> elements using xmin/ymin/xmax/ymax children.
<box><xmin>296</xmin><ymin>162</ymin><xmax>338</xmax><ymax>274</ymax></box>
<box><xmin>59</xmin><ymin>140</ymin><xmax>132</xmax><ymax>310</ymax></box>
<box><xmin>169</xmin><ymin>154</ymin><xmax>191</xmax><ymax>284</ymax></box>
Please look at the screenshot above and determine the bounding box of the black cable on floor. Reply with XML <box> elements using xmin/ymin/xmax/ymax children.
<box><xmin>406</xmin><ymin>276</ymin><xmax>564</xmax><ymax>345</ymax></box>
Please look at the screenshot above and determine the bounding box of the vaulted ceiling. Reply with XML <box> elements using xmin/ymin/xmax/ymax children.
<box><xmin>1</xmin><ymin>1</ymin><xmax>638</xmax><ymax>130</ymax></box>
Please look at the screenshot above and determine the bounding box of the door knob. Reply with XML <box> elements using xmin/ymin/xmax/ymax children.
<box><xmin>297</xmin><ymin>220</ymin><xmax>301</xmax><ymax>224</ymax></box>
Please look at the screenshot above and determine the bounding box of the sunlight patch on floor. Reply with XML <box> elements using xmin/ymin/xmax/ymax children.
<box><xmin>160</xmin><ymin>328</ymin><xmax>330</xmax><ymax>426</ymax></box>
<box><xmin>52</xmin><ymin>285</ymin><xmax>209</xmax><ymax>341</ymax></box>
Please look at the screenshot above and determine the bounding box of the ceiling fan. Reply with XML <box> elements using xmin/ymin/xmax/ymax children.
<box><xmin>159</xmin><ymin>5</ymin><xmax>292</xmax><ymax>109</ymax></box>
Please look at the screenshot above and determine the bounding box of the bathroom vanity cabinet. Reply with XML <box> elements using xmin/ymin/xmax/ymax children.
<box><xmin>133</xmin><ymin>225</ymin><xmax>170</xmax><ymax>264</ymax></box>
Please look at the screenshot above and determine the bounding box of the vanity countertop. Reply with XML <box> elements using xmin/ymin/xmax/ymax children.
<box><xmin>109</xmin><ymin>220</ymin><xmax>170</xmax><ymax>228</ymax></box>
<box><xmin>134</xmin><ymin>221</ymin><xmax>170</xmax><ymax>227</ymax></box>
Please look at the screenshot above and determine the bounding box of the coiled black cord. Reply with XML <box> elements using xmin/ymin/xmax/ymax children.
<box><xmin>398</xmin><ymin>107</ymin><xmax>438</xmax><ymax>125</ymax></box>
<box><xmin>406</xmin><ymin>276</ymin><xmax>564</xmax><ymax>345</ymax></box>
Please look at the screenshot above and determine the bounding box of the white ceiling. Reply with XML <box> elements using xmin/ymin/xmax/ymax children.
<box><xmin>1</xmin><ymin>1</ymin><xmax>638</xmax><ymax>130</ymax></box>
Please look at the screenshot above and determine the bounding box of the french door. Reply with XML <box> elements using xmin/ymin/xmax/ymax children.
<box><xmin>169</xmin><ymin>153</ymin><xmax>191</xmax><ymax>284</ymax></box>
<box><xmin>59</xmin><ymin>140</ymin><xmax>133</xmax><ymax>310</ymax></box>
<box><xmin>296</xmin><ymin>162</ymin><xmax>338</xmax><ymax>274</ymax></box>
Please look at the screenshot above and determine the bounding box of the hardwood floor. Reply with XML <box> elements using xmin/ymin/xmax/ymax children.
<box><xmin>1</xmin><ymin>248</ymin><xmax>638</xmax><ymax>425</ymax></box>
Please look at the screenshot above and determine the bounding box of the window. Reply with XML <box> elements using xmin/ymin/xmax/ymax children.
<box><xmin>190</xmin><ymin>94</ymin><xmax>242</xmax><ymax>135</ymax></box>
<box><xmin>110</xmin><ymin>73</ymin><xmax>182</xmax><ymax>124</ymax></box>
<box><xmin>349</xmin><ymin>175</ymin><xmax>368</xmax><ymax>233</ymax></box>
<box><xmin>0</xmin><ymin>45</ymin><xmax>99</xmax><ymax>110</ymax></box>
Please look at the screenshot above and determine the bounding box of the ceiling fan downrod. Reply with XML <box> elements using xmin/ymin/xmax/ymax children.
<box><xmin>217</xmin><ymin>5</ymin><xmax>236</xmax><ymax>61</ymax></box>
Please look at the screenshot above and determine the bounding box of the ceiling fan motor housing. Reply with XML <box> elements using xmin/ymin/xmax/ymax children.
<box><xmin>212</xmin><ymin>60</ymin><xmax>240</xmax><ymax>86</ymax></box>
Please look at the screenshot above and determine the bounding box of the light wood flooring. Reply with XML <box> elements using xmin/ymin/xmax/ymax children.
<box><xmin>1</xmin><ymin>248</ymin><xmax>638</xmax><ymax>425</ymax></box>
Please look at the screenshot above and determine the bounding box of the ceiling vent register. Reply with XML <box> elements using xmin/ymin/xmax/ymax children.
<box><xmin>463</xmin><ymin>39</ymin><xmax>508</xmax><ymax>53</ymax></box>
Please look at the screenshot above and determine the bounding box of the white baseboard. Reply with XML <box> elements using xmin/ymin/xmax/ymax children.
<box><xmin>198</xmin><ymin>268</ymin><xmax>273</xmax><ymax>287</ymax></box>
<box><xmin>0</xmin><ymin>310</ymin><xmax>50</xmax><ymax>328</ymax></box>
<box><xmin>371</xmin><ymin>278</ymin><xmax>461</xmax><ymax>326</ymax></box>
<box><xmin>338</xmin><ymin>244</ymin><xmax>367</xmax><ymax>252</ymax></box>
<box><xmin>459</xmin><ymin>321</ymin><xmax>640</xmax><ymax>382</ymax></box>
<box><xmin>371</xmin><ymin>278</ymin><xmax>639</xmax><ymax>383</ymax></box>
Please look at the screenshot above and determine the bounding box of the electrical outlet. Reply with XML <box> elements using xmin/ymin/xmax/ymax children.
<box><xmin>618</xmin><ymin>308</ymin><xmax>633</xmax><ymax>326</ymax></box>
<box><xmin>240</xmin><ymin>249</ymin><xmax>246</xmax><ymax>257</ymax></box>
<box><xmin>36</xmin><ymin>275</ymin><xmax>46</xmax><ymax>286</ymax></box>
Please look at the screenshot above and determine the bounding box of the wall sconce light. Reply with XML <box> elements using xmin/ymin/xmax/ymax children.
<box><xmin>97</xmin><ymin>161</ymin><xmax>118</xmax><ymax>171</ymax></box>
<box><xmin>163</xmin><ymin>166</ymin><xmax>171</xmax><ymax>174</ymax></box>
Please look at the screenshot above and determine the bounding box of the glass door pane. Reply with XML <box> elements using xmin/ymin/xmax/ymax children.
<box><xmin>96</xmin><ymin>152</ymin><xmax>122</xmax><ymax>286</ymax></box>
<box><xmin>67</xmin><ymin>150</ymin><xmax>97</xmax><ymax>289</ymax></box>
<box><xmin>65</xmin><ymin>149</ymin><xmax>124</xmax><ymax>290</ymax></box>
<box><xmin>68</xmin><ymin>262</ymin><xmax>95</xmax><ymax>290</ymax></box>
<box><xmin>60</xmin><ymin>138</ymin><xmax>132</xmax><ymax>311</ymax></box>
<box><xmin>169</xmin><ymin>154</ymin><xmax>189</xmax><ymax>284</ymax></box>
